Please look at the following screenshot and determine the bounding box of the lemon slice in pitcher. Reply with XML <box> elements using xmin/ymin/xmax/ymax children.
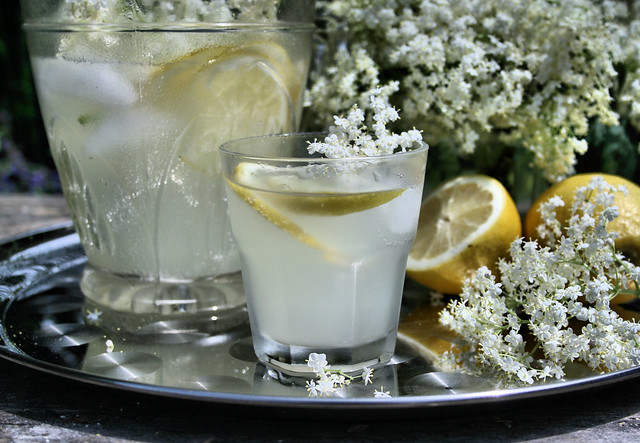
<box><xmin>147</xmin><ymin>40</ymin><xmax>299</xmax><ymax>177</ymax></box>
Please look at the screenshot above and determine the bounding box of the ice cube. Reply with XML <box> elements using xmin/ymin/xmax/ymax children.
<box><xmin>33</xmin><ymin>57</ymin><xmax>142</xmax><ymax>108</ymax></box>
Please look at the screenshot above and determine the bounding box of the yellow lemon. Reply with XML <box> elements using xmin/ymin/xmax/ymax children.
<box><xmin>524</xmin><ymin>173</ymin><xmax>640</xmax><ymax>258</ymax></box>
<box><xmin>406</xmin><ymin>175</ymin><xmax>522</xmax><ymax>294</ymax></box>
<box><xmin>524</xmin><ymin>173</ymin><xmax>640</xmax><ymax>304</ymax></box>
<box><xmin>147</xmin><ymin>40</ymin><xmax>299</xmax><ymax>177</ymax></box>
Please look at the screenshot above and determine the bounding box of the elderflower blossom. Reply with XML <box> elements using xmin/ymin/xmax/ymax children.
<box><xmin>84</xmin><ymin>308</ymin><xmax>102</xmax><ymax>325</ymax></box>
<box><xmin>439</xmin><ymin>176</ymin><xmax>640</xmax><ymax>386</ymax></box>
<box><xmin>373</xmin><ymin>387</ymin><xmax>392</xmax><ymax>398</ymax></box>
<box><xmin>308</xmin><ymin>0</ymin><xmax>640</xmax><ymax>182</ymax></box>
<box><xmin>305</xmin><ymin>353</ymin><xmax>383</xmax><ymax>397</ymax></box>
<box><xmin>307</xmin><ymin>85</ymin><xmax>423</xmax><ymax>158</ymax></box>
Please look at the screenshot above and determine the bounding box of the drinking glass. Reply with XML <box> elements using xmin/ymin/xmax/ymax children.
<box><xmin>220</xmin><ymin>133</ymin><xmax>428</xmax><ymax>375</ymax></box>
<box><xmin>20</xmin><ymin>0</ymin><xmax>315</xmax><ymax>332</ymax></box>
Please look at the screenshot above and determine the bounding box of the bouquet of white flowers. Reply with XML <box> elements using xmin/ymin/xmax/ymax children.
<box><xmin>306</xmin><ymin>0</ymin><xmax>640</xmax><ymax>185</ymax></box>
<box><xmin>439</xmin><ymin>177</ymin><xmax>640</xmax><ymax>385</ymax></box>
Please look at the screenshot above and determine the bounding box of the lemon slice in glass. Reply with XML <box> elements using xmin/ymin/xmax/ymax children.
<box><xmin>233</xmin><ymin>162</ymin><xmax>406</xmax><ymax>214</ymax></box>
<box><xmin>228</xmin><ymin>162</ymin><xmax>407</xmax><ymax>247</ymax></box>
<box><xmin>270</xmin><ymin>190</ymin><xmax>406</xmax><ymax>216</ymax></box>
<box><xmin>147</xmin><ymin>40</ymin><xmax>299</xmax><ymax>177</ymax></box>
<box><xmin>225</xmin><ymin>179</ymin><xmax>328</xmax><ymax>251</ymax></box>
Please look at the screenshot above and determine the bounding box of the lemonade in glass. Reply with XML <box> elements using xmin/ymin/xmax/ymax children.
<box><xmin>220</xmin><ymin>128</ymin><xmax>428</xmax><ymax>374</ymax></box>
<box><xmin>21</xmin><ymin>0</ymin><xmax>315</xmax><ymax>331</ymax></box>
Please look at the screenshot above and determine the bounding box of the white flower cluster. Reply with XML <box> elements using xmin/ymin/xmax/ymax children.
<box><xmin>304</xmin><ymin>353</ymin><xmax>389</xmax><ymax>397</ymax></box>
<box><xmin>58</xmin><ymin>0</ymin><xmax>277</xmax><ymax>23</ymax></box>
<box><xmin>439</xmin><ymin>176</ymin><xmax>640</xmax><ymax>386</ymax></box>
<box><xmin>308</xmin><ymin>0</ymin><xmax>639</xmax><ymax>182</ymax></box>
<box><xmin>307</xmin><ymin>85</ymin><xmax>423</xmax><ymax>158</ymax></box>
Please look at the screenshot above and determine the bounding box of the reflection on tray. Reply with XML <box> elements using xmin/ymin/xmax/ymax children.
<box><xmin>5</xmin><ymin>278</ymin><xmax>480</xmax><ymax>398</ymax></box>
<box><xmin>0</xmin><ymin>227</ymin><xmax>501</xmax><ymax>400</ymax></box>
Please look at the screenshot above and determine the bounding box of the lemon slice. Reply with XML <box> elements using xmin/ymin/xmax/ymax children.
<box><xmin>228</xmin><ymin>162</ymin><xmax>407</xmax><ymax>249</ymax></box>
<box><xmin>270</xmin><ymin>190</ymin><xmax>405</xmax><ymax>216</ymax></box>
<box><xmin>225</xmin><ymin>178</ymin><xmax>328</xmax><ymax>251</ymax></box>
<box><xmin>147</xmin><ymin>40</ymin><xmax>299</xmax><ymax>177</ymax></box>
<box><xmin>232</xmin><ymin>162</ymin><xmax>407</xmax><ymax>215</ymax></box>
<box><xmin>406</xmin><ymin>175</ymin><xmax>522</xmax><ymax>294</ymax></box>
<box><xmin>398</xmin><ymin>305</ymin><xmax>461</xmax><ymax>362</ymax></box>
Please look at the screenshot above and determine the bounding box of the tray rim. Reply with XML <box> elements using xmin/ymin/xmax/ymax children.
<box><xmin>1</xmin><ymin>224</ymin><xmax>640</xmax><ymax>411</ymax></box>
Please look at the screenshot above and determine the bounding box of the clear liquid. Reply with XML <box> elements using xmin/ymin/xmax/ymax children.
<box><xmin>27</xmin><ymin>28</ymin><xmax>312</xmax><ymax>323</ymax></box>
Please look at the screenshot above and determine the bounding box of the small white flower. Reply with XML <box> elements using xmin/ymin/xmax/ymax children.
<box><xmin>306</xmin><ymin>353</ymin><xmax>329</xmax><ymax>374</ymax></box>
<box><xmin>305</xmin><ymin>354</ymin><xmax>378</xmax><ymax>396</ymax></box>
<box><xmin>330</xmin><ymin>373</ymin><xmax>347</xmax><ymax>387</ymax></box>
<box><xmin>85</xmin><ymin>308</ymin><xmax>102</xmax><ymax>325</ymax></box>
<box><xmin>361</xmin><ymin>367</ymin><xmax>374</xmax><ymax>385</ymax></box>
<box><xmin>316</xmin><ymin>377</ymin><xmax>338</xmax><ymax>396</ymax></box>
<box><xmin>373</xmin><ymin>386</ymin><xmax>392</xmax><ymax>398</ymax></box>
<box><xmin>306</xmin><ymin>379</ymin><xmax>319</xmax><ymax>397</ymax></box>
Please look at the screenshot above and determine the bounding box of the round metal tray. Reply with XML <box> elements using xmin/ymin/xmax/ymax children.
<box><xmin>1</xmin><ymin>225</ymin><xmax>639</xmax><ymax>412</ymax></box>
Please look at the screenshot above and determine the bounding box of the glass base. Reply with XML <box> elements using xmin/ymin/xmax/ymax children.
<box><xmin>254</xmin><ymin>335</ymin><xmax>395</xmax><ymax>376</ymax></box>
<box><xmin>80</xmin><ymin>266</ymin><xmax>247</xmax><ymax>334</ymax></box>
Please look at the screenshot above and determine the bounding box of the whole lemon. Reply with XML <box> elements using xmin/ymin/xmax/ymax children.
<box><xmin>524</xmin><ymin>173</ymin><xmax>640</xmax><ymax>261</ymax></box>
<box><xmin>524</xmin><ymin>173</ymin><xmax>640</xmax><ymax>304</ymax></box>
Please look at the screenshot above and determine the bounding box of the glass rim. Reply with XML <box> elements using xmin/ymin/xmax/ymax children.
<box><xmin>219</xmin><ymin>132</ymin><xmax>429</xmax><ymax>164</ymax></box>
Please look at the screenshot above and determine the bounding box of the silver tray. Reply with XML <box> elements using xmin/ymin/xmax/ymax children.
<box><xmin>1</xmin><ymin>224</ymin><xmax>640</xmax><ymax>413</ymax></box>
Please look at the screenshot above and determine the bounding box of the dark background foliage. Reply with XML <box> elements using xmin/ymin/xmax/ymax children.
<box><xmin>0</xmin><ymin>2</ymin><xmax>59</xmax><ymax>193</ymax></box>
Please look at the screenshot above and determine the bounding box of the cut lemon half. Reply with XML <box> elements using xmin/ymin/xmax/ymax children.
<box><xmin>406</xmin><ymin>175</ymin><xmax>522</xmax><ymax>294</ymax></box>
<box><xmin>524</xmin><ymin>173</ymin><xmax>640</xmax><ymax>262</ymax></box>
<box><xmin>147</xmin><ymin>40</ymin><xmax>300</xmax><ymax>177</ymax></box>
<box><xmin>398</xmin><ymin>305</ymin><xmax>461</xmax><ymax>362</ymax></box>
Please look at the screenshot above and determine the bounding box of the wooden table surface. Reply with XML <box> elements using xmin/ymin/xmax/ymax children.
<box><xmin>2</xmin><ymin>194</ymin><xmax>640</xmax><ymax>442</ymax></box>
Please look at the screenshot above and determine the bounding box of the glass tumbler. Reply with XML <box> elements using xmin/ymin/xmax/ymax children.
<box><xmin>220</xmin><ymin>133</ymin><xmax>428</xmax><ymax>375</ymax></box>
<box><xmin>20</xmin><ymin>0</ymin><xmax>315</xmax><ymax>332</ymax></box>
